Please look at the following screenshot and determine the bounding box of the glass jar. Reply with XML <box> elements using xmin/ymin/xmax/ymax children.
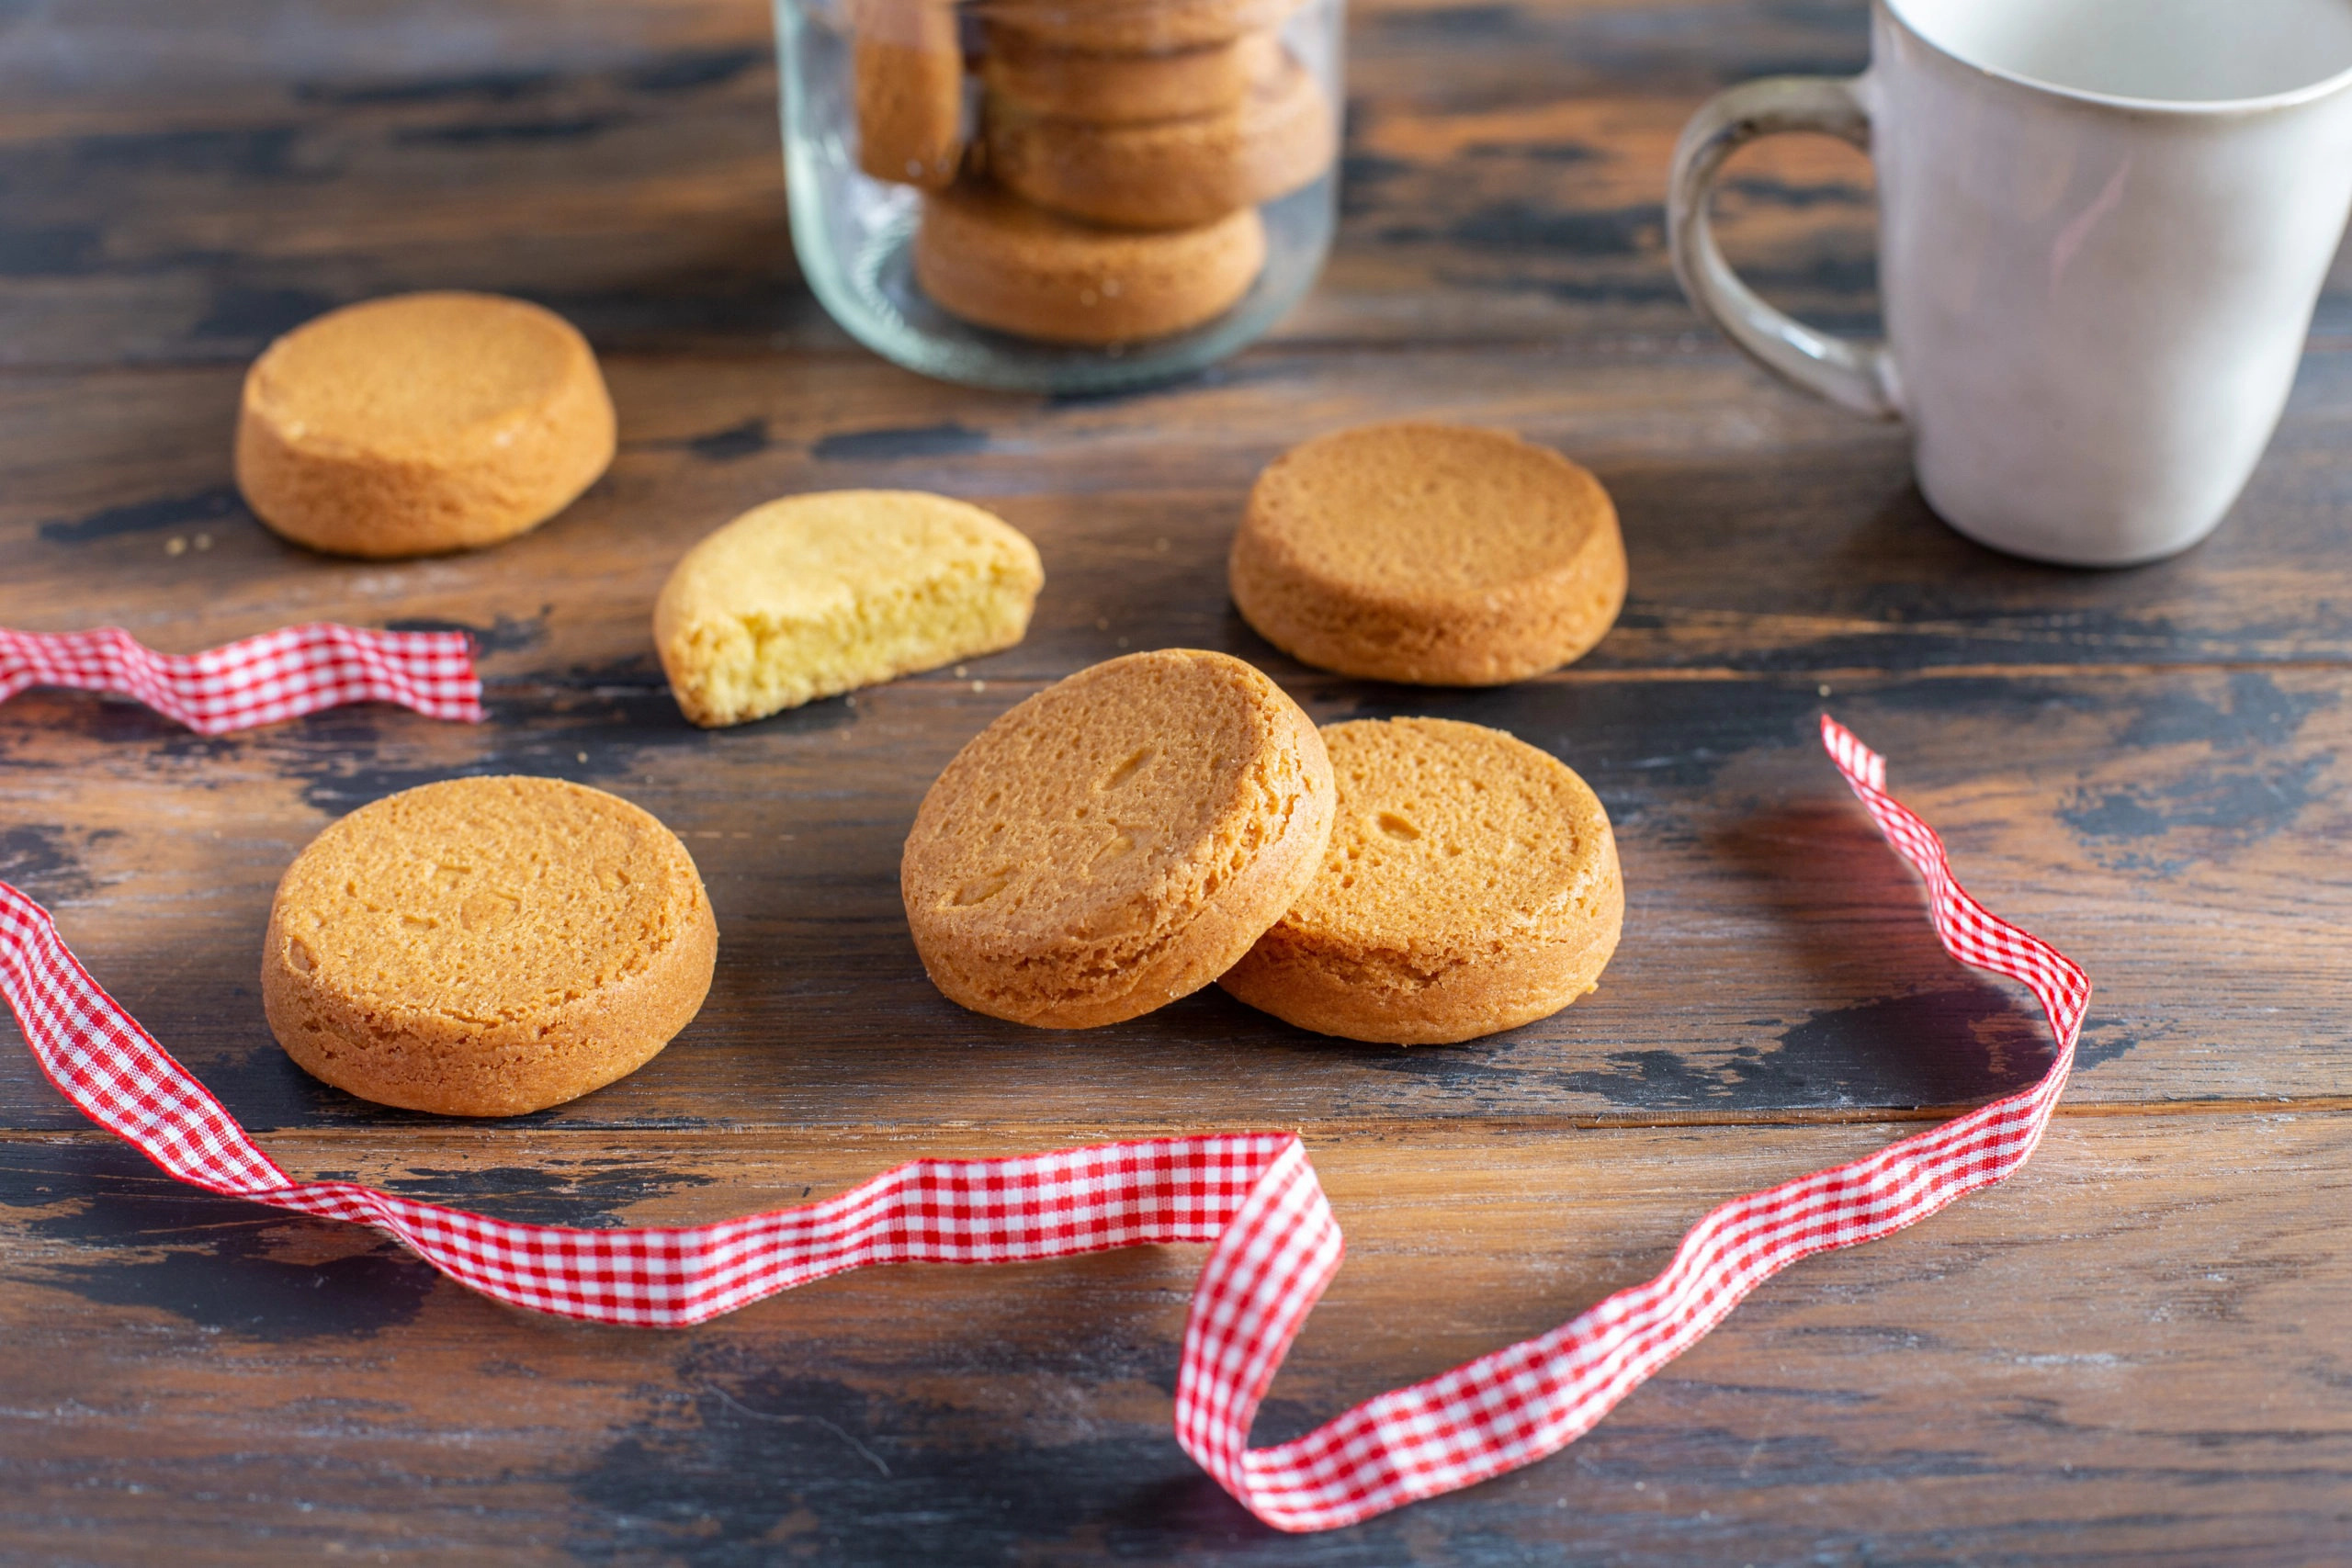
<box><xmin>775</xmin><ymin>0</ymin><xmax>1344</xmax><ymax>391</ymax></box>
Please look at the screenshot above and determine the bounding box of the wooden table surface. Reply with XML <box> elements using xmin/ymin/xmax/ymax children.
<box><xmin>4</xmin><ymin>1</ymin><xmax>2349</xmax><ymax>1562</ymax></box>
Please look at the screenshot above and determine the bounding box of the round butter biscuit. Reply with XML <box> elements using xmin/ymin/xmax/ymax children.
<box><xmin>980</xmin><ymin>29</ymin><xmax>1278</xmax><ymax>125</ymax></box>
<box><xmin>1218</xmin><ymin>717</ymin><xmax>1623</xmax><ymax>1043</ymax></box>
<box><xmin>235</xmin><ymin>292</ymin><xmax>615</xmax><ymax>559</ymax></box>
<box><xmin>985</xmin><ymin>53</ymin><xmax>1334</xmax><ymax>230</ymax></box>
<box><xmin>914</xmin><ymin>184</ymin><xmax>1265</xmax><ymax>344</ymax></box>
<box><xmin>1229</xmin><ymin>422</ymin><xmax>1628</xmax><ymax>684</ymax></box>
<box><xmin>980</xmin><ymin>0</ymin><xmax>1301</xmax><ymax>54</ymax></box>
<box><xmin>902</xmin><ymin>648</ymin><xmax>1334</xmax><ymax>1028</ymax></box>
<box><xmin>262</xmin><ymin>776</ymin><xmax>718</xmax><ymax>1117</ymax></box>
<box><xmin>655</xmin><ymin>490</ymin><xmax>1044</xmax><ymax>728</ymax></box>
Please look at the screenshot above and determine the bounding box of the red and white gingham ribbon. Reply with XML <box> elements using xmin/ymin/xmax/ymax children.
<box><xmin>0</xmin><ymin>716</ymin><xmax>2086</xmax><ymax>1531</ymax></box>
<box><xmin>0</xmin><ymin>624</ymin><xmax>481</xmax><ymax>733</ymax></box>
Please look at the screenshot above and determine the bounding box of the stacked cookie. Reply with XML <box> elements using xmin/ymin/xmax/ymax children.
<box><xmin>854</xmin><ymin>0</ymin><xmax>1338</xmax><ymax>344</ymax></box>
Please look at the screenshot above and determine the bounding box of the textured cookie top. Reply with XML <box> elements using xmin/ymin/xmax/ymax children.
<box><xmin>655</xmin><ymin>491</ymin><xmax>1043</xmax><ymax>647</ymax></box>
<box><xmin>269</xmin><ymin>776</ymin><xmax>709</xmax><ymax>1025</ymax></box>
<box><xmin>902</xmin><ymin>649</ymin><xmax>1329</xmax><ymax>1006</ymax></box>
<box><xmin>1278</xmin><ymin>717</ymin><xmax>1615</xmax><ymax>958</ymax></box>
<box><xmin>243</xmin><ymin>291</ymin><xmax>599</xmax><ymax>466</ymax></box>
<box><xmin>1241</xmin><ymin>422</ymin><xmax>1617</xmax><ymax>603</ymax></box>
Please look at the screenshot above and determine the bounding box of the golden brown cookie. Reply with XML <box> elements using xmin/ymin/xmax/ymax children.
<box><xmin>1218</xmin><ymin>717</ymin><xmax>1623</xmax><ymax>1044</ymax></box>
<box><xmin>980</xmin><ymin>28</ymin><xmax>1278</xmax><ymax>125</ymax></box>
<box><xmin>261</xmin><ymin>776</ymin><xmax>718</xmax><ymax>1117</ymax></box>
<box><xmin>654</xmin><ymin>490</ymin><xmax>1045</xmax><ymax>728</ymax></box>
<box><xmin>854</xmin><ymin>0</ymin><xmax>967</xmax><ymax>188</ymax></box>
<box><xmin>982</xmin><ymin>0</ymin><xmax>1300</xmax><ymax>53</ymax></box>
<box><xmin>984</xmin><ymin>52</ymin><xmax>1334</xmax><ymax>230</ymax></box>
<box><xmin>913</xmin><ymin>183</ymin><xmax>1265</xmax><ymax>344</ymax></box>
<box><xmin>1228</xmin><ymin>422</ymin><xmax>1628</xmax><ymax>684</ymax></box>
<box><xmin>901</xmin><ymin>649</ymin><xmax>1334</xmax><ymax>1028</ymax></box>
<box><xmin>234</xmin><ymin>291</ymin><xmax>615</xmax><ymax>559</ymax></box>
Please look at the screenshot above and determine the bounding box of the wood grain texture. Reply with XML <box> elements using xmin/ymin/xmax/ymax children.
<box><xmin>0</xmin><ymin>662</ymin><xmax>2346</xmax><ymax>1132</ymax></box>
<box><xmin>3</xmin><ymin>0</ymin><xmax>2350</xmax><ymax>1559</ymax></box>
<box><xmin>5</xmin><ymin>344</ymin><xmax>2350</xmax><ymax>680</ymax></box>
<box><xmin>2</xmin><ymin>1112</ymin><xmax>2346</xmax><ymax>1563</ymax></box>
<box><xmin>1</xmin><ymin>0</ymin><xmax>2341</xmax><ymax>369</ymax></box>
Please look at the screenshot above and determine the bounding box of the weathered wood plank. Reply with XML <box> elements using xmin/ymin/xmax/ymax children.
<box><xmin>6</xmin><ymin>0</ymin><xmax>2338</xmax><ymax>368</ymax></box>
<box><xmin>2</xmin><ymin>1111</ymin><xmax>2345</xmax><ymax>1562</ymax></box>
<box><xmin>2</xmin><ymin>664</ymin><xmax>2346</xmax><ymax>1130</ymax></box>
<box><xmin>6</xmin><ymin>2</ymin><xmax>2350</xmax><ymax>1561</ymax></box>
<box><xmin>5</xmin><ymin>345</ymin><xmax>2350</xmax><ymax>682</ymax></box>
<box><xmin>0</xmin><ymin>0</ymin><xmax>1865</xmax><ymax>366</ymax></box>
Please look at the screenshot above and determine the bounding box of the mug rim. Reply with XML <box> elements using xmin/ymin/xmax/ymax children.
<box><xmin>1881</xmin><ymin>0</ymin><xmax>2352</xmax><ymax>115</ymax></box>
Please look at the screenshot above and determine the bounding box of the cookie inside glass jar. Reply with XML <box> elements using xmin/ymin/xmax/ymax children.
<box><xmin>781</xmin><ymin>0</ymin><xmax>1345</xmax><ymax>387</ymax></box>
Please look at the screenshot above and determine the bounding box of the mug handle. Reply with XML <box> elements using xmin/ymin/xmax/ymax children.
<box><xmin>1667</xmin><ymin>76</ymin><xmax>1902</xmax><ymax>419</ymax></box>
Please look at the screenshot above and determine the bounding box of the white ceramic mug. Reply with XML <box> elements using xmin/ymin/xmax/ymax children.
<box><xmin>1668</xmin><ymin>0</ymin><xmax>2352</xmax><ymax>566</ymax></box>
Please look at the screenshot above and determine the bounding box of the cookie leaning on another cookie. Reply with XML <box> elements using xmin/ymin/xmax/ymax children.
<box><xmin>853</xmin><ymin>0</ymin><xmax>966</xmax><ymax>188</ymax></box>
<box><xmin>262</xmin><ymin>776</ymin><xmax>718</xmax><ymax>1117</ymax></box>
<box><xmin>902</xmin><ymin>649</ymin><xmax>1334</xmax><ymax>1028</ymax></box>
<box><xmin>1229</xmin><ymin>422</ymin><xmax>1628</xmax><ymax>685</ymax></box>
<box><xmin>235</xmin><ymin>291</ymin><xmax>615</xmax><ymax>559</ymax></box>
<box><xmin>655</xmin><ymin>491</ymin><xmax>1044</xmax><ymax>728</ymax></box>
<box><xmin>913</xmin><ymin>184</ymin><xmax>1266</xmax><ymax>344</ymax></box>
<box><xmin>1218</xmin><ymin>717</ymin><xmax>1623</xmax><ymax>1044</ymax></box>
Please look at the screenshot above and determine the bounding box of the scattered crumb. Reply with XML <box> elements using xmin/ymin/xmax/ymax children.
<box><xmin>1095</xmin><ymin>617</ymin><xmax>1109</xmax><ymax>631</ymax></box>
<box><xmin>576</xmin><ymin>751</ymin><xmax>588</xmax><ymax>763</ymax></box>
<box><xmin>972</xmin><ymin>680</ymin><xmax>986</xmax><ymax>694</ymax></box>
<box><xmin>193</xmin><ymin>532</ymin><xmax>212</xmax><ymax>551</ymax></box>
<box><xmin>1115</xmin><ymin>637</ymin><xmax>1129</xmax><ymax>649</ymax></box>
<box><xmin>954</xmin><ymin>665</ymin><xmax>968</xmax><ymax>678</ymax></box>
<box><xmin>1818</xmin><ymin>682</ymin><xmax>1832</xmax><ymax>697</ymax></box>
<box><xmin>165</xmin><ymin>536</ymin><xmax>186</xmax><ymax>556</ymax></box>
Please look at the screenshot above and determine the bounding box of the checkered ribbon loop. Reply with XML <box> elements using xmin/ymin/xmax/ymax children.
<box><xmin>0</xmin><ymin>717</ymin><xmax>2086</xmax><ymax>1532</ymax></box>
<box><xmin>0</xmin><ymin>623</ymin><xmax>481</xmax><ymax>733</ymax></box>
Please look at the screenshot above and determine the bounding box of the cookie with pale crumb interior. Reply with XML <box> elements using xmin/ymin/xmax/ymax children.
<box><xmin>913</xmin><ymin>183</ymin><xmax>1266</xmax><ymax>345</ymax></box>
<box><xmin>654</xmin><ymin>491</ymin><xmax>1044</xmax><ymax>728</ymax></box>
